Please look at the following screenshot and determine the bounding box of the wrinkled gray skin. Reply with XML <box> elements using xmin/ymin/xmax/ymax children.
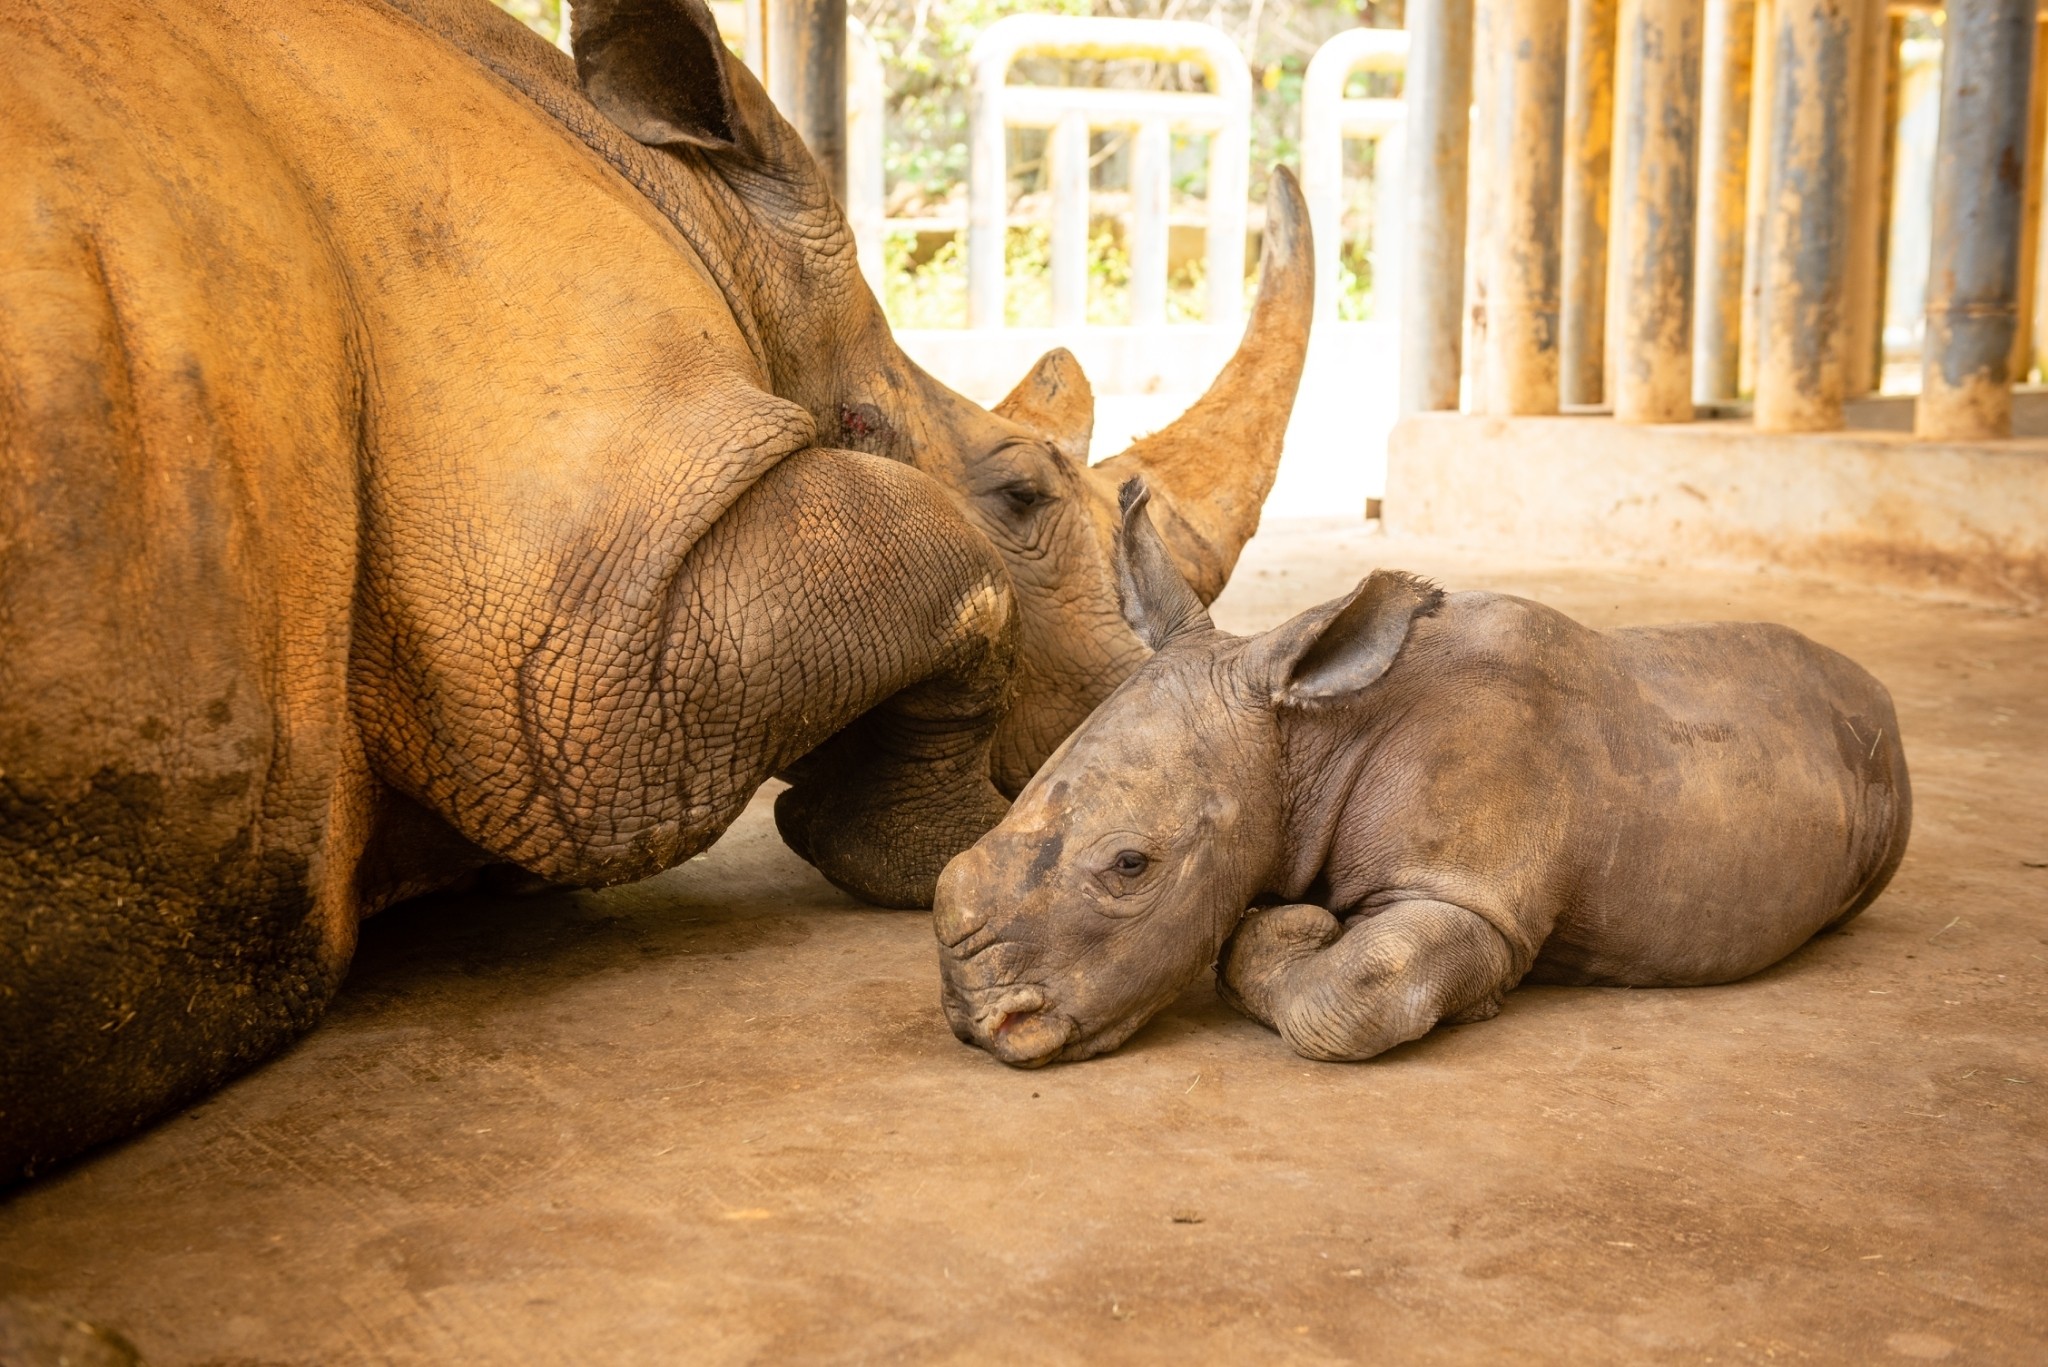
<box><xmin>936</xmin><ymin>482</ymin><xmax>1913</xmax><ymax>1066</ymax></box>
<box><xmin>0</xmin><ymin>0</ymin><xmax>1312</xmax><ymax>1180</ymax></box>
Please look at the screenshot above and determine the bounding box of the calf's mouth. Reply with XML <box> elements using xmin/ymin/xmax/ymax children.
<box><xmin>941</xmin><ymin>979</ymin><xmax>1077</xmax><ymax>1067</ymax></box>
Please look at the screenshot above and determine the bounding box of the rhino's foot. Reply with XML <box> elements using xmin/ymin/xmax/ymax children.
<box><xmin>775</xmin><ymin>773</ymin><xmax>1009</xmax><ymax>910</ymax></box>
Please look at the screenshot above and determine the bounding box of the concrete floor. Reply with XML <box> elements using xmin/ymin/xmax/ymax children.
<box><xmin>2</xmin><ymin>522</ymin><xmax>2044</xmax><ymax>1365</ymax></box>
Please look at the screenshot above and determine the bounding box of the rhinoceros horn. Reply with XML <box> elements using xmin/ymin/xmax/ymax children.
<box><xmin>1095</xmin><ymin>166</ymin><xmax>1314</xmax><ymax>604</ymax></box>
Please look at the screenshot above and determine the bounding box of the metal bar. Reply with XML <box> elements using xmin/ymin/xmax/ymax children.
<box><xmin>2010</xmin><ymin>17</ymin><xmax>2048</xmax><ymax>382</ymax></box>
<box><xmin>1204</xmin><ymin>109</ymin><xmax>1250</xmax><ymax>328</ymax></box>
<box><xmin>1130</xmin><ymin>121</ymin><xmax>1170</xmax><ymax>327</ymax></box>
<box><xmin>1873</xmin><ymin>15</ymin><xmax>1903</xmax><ymax>385</ymax></box>
<box><xmin>1917</xmin><ymin>0</ymin><xmax>2035</xmax><ymax>439</ymax></box>
<box><xmin>1612</xmin><ymin>0</ymin><xmax>1705</xmax><ymax>421</ymax></box>
<box><xmin>1374</xmin><ymin>123</ymin><xmax>1407</xmax><ymax>329</ymax></box>
<box><xmin>766</xmin><ymin>0</ymin><xmax>848</xmax><ymax>201</ymax></box>
<box><xmin>999</xmin><ymin>87</ymin><xmax>1233</xmax><ymax>129</ymax></box>
<box><xmin>966</xmin><ymin>16</ymin><xmax>1253</xmax><ymax>333</ymax></box>
<box><xmin>1050</xmin><ymin>114</ymin><xmax>1090</xmax><ymax>329</ymax></box>
<box><xmin>1841</xmin><ymin>0</ymin><xmax>1893</xmax><ymax>398</ymax></box>
<box><xmin>967</xmin><ymin>49</ymin><xmax>1008</xmax><ymax>327</ymax></box>
<box><xmin>1398</xmin><ymin>0</ymin><xmax>1475</xmax><ymax>413</ymax></box>
<box><xmin>1561</xmin><ymin>0</ymin><xmax>1618</xmax><ymax>406</ymax></box>
<box><xmin>1737</xmin><ymin>0</ymin><xmax>1774</xmax><ymax>395</ymax></box>
<box><xmin>1753</xmin><ymin>0</ymin><xmax>1854</xmax><ymax>433</ymax></box>
<box><xmin>1302</xmin><ymin>30</ymin><xmax>1411</xmax><ymax>326</ymax></box>
<box><xmin>1478</xmin><ymin>0</ymin><xmax>1570</xmax><ymax>415</ymax></box>
<box><xmin>1461</xmin><ymin>0</ymin><xmax>1493</xmax><ymax>406</ymax></box>
<box><xmin>844</xmin><ymin>18</ymin><xmax>885</xmax><ymax>294</ymax></box>
<box><xmin>1693</xmin><ymin>0</ymin><xmax>1755</xmax><ymax>403</ymax></box>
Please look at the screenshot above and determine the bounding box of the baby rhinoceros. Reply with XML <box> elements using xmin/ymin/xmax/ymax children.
<box><xmin>933</xmin><ymin>480</ymin><xmax>1912</xmax><ymax>1067</ymax></box>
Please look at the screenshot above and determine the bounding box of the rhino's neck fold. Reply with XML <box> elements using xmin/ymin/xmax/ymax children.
<box><xmin>1269</xmin><ymin>705</ymin><xmax>1391</xmax><ymax>911</ymax></box>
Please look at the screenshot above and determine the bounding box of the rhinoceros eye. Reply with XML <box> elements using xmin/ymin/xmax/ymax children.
<box><xmin>999</xmin><ymin>482</ymin><xmax>1051</xmax><ymax>516</ymax></box>
<box><xmin>1110</xmin><ymin>850</ymin><xmax>1150</xmax><ymax>876</ymax></box>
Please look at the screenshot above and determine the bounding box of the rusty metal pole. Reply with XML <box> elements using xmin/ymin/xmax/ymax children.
<box><xmin>2010</xmin><ymin>17</ymin><xmax>2048</xmax><ymax>383</ymax></box>
<box><xmin>1693</xmin><ymin>0</ymin><xmax>1753</xmax><ymax>405</ymax></box>
<box><xmin>1561</xmin><ymin>0</ymin><xmax>1617</xmax><ymax>406</ymax></box>
<box><xmin>1612</xmin><ymin>0</ymin><xmax>1705</xmax><ymax>421</ymax></box>
<box><xmin>1917</xmin><ymin>0</ymin><xmax>2035</xmax><ymax>440</ymax></box>
<box><xmin>1736</xmin><ymin>0</ymin><xmax>1774</xmax><ymax>395</ymax></box>
<box><xmin>1841</xmin><ymin>0</ymin><xmax>1893</xmax><ymax>398</ymax></box>
<box><xmin>767</xmin><ymin>0</ymin><xmax>848</xmax><ymax>201</ymax></box>
<box><xmin>1477</xmin><ymin>0</ymin><xmax>1570</xmax><ymax>414</ymax></box>
<box><xmin>1399</xmin><ymin>0</ymin><xmax>1477</xmax><ymax>414</ymax></box>
<box><xmin>1462</xmin><ymin>0</ymin><xmax>1494</xmax><ymax>406</ymax></box>
<box><xmin>1753</xmin><ymin>0</ymin><xmax>1853</xmax><ymax>433</ymax></box>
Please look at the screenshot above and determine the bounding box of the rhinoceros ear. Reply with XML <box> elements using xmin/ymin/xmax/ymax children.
<box><xmin>1115</xmin><ymin>478</ymin><xmax>1214</xmax><ymax>650</ymax></box>
<box><xmin>994</xmin><ymin>349</ymin><xmax>1095</xmax><ymax>464</ymax></box>
<box><xmin>572</xmin><ymin>0</ymin><xmax>740</xmax><ymax>151</ymax></box>
<box><xmin>1263</xmin><ymin>570</ymin><xmax>1444</xmax><ymax>708</ymax></box>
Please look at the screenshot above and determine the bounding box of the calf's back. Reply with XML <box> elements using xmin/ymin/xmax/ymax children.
<box><xmin>1315</xmin><ymin>595</ymin><xmax>1910</xmax><ymax>989</ymax></box>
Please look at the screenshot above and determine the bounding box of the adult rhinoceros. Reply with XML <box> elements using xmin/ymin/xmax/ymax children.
<box><xmin>0</xmin><ymin>0</ymin><xmax>1311</xmax><ymax>1179</ymax></box>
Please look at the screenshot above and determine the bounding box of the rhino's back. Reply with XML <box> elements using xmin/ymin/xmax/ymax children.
<box><xmin>1331</xmin><ymin>594</ymin><xmax>1908</xmax><ymax>989</ymax></box>
<box><xmin>1533</xmin><ymin>617</ymin><xmax>1911</xmax><ymax>986</ymax></box>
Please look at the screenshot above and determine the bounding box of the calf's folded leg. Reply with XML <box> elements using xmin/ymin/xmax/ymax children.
<box><xmin>1217</xmin><ymin>900</ymin><xmax>1516</xmax><ymax>1061</ymax></box>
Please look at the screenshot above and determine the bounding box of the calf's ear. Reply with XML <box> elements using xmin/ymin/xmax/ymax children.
<box><xmin>1261</xmin><ymin>570</ymin><xmax>1443</xmax><ymax>707</ymax></box>
<box><xmin>1115</xmin><ymin>478</ymin><xmax>1214</xmax><ymax>650</ymax></box>
<box><xmin>572</xmin><ymin>0</ymin><xmax>740</xmax><ymax>150</ymax></box>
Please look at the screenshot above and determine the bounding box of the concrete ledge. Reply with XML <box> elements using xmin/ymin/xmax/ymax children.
<box><xmin>1385</xmin><ymin>413</ymin><xmax>2048</xmax><ymax>608</ymax></box>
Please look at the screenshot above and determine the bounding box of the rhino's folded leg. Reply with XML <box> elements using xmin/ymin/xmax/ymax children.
<box><xmin>1216</xmin><ymin>899</ymin><xmax>1516</xmax><ymax>1062</ymax></box>
<box><xmin>774</xmin><ymin>675</ymin><xmax>1012</xmax><ymax>910</ymax></box>
<box><xmin>726</xmin><ymin>450</ymin><xmax>1017</xmax><ymax>911</ymax></box>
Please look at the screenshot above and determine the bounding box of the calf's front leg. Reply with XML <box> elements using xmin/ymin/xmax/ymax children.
<box><xmin>1217</xmin><ymin>900</ymin><xmax>1517</xmax><ymax>1061</ymax></box>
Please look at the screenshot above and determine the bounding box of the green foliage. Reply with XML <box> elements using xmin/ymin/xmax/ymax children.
<box><xmin>495</xmin><ymin>0</ymin><xmax>568</xmax><ymax>44</ymax></box>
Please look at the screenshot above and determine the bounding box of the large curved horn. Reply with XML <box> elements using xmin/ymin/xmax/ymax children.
<box><xmin>1096</xmin><ymin>166</ymin><xmax>1314</xmax><ymax>603</ymax></box>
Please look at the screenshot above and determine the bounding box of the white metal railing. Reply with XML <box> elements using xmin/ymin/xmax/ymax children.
<box><xmin>1300</xmin><ymin>29</ymin><xmax>1408</xmax><ymax>326</ymax></box>
<box><xmin>965</xmin><ymin>15</ymin><xmax>1252</xmax><ymax>330</ymax></box>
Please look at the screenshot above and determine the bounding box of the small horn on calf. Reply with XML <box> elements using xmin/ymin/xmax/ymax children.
<box><xmin>1095</xmin><ymin>166</ymin><xmax>1314</xmax><ymax>603</ymax></box>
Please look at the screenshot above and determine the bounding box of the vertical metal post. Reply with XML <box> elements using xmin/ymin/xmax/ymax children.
<box><xmin>1374</xmin><ymin>124</ymin><xmax>1407</xmax><ymax>330</ymax></box>
<box><xmin>1737</xmin><ymin>0</ymin><xmax>1774</xmax><ymax>395</ymax></box>
<box><xmin>767</xmin><ymin>0</ymin><xmax>848</xmax><ymax>201</ymax></box>
<box><xmin>1130</xmin><ymin>121</ymin><xmax>1170</xmax><ymax>327</ymax></box>
<box><xmin>1477</xmin><ymin>0</ymin><xmax>1570</xmax><ymax>415</ymax></box>
<box><xmin>1693</xmin><ymin>0</ymin><xmax>1754</xmax><ymax>404</ymax></box>
<box><xmin>1611</xmin><ymin>0</ymin><xmax>1705</xmax><ymax>422</ymax></box>
<box><xmin>967</xmin><ymin>63</ymin><xmax>1008</xmax><ymax>328</ymax></box>
<box><xmin>1049</xmin><ymin>114</ymin><xmax>1091</xmax><ymax>329</ymax></box>
<box><xmin>1917</xmin><ymin>0</ymin><xmax>2035</xmax><ymax>440</ymax></box>
<box><xmin>1874</xmin><ymin>16</ymin><xmax>1904</xmax><ymax>387</ymax></box>
<box><xmin>2010</xmin><ymin>18</ymin><xmax>2048</xmax><ymax>382</ymax></box>
<box><xmin>1462</xmin><ymin>0</ymin><xmax>1494</xmax><ymax>406</ymax></box>
<box><xmin>1561</xmin><ymin>0</ymin><xmax>1618</xmax><ymax>406</ymax></box>
<box><xmin>1399</xmin><ymin>0</ymin><xmax>1476</xmax><ymax>413</ymax></box>
<box><xmin>1753</xmin><ymin>0</ymin><xmax>1853</xmax><ymax>433</ymax></box>
<box><xmin>1841</xmin><ymin>0</ymin><xmax>1893</xmax><ymax>398</ymax></box>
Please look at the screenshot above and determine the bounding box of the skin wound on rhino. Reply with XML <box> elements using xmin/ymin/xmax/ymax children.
<box><xmin>935</xmin><ymin>478</ymin><xmax>1913</xmax><ymax>1067</ymax></box>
